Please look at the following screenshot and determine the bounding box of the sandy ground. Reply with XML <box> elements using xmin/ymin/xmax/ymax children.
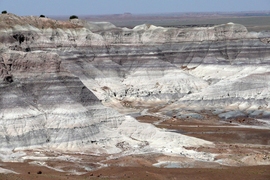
<box><xmin>0</xmin><ymin>162</ymin><xmax>270</xmax><ymax>180</ymax></box>
<box><xmin>1</xmin><ymin>115</ymin><xmax>270</xmax><ymax>179</ymax></box>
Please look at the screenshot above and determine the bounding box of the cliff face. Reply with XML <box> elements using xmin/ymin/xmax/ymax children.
<box><xmin>0</xmin><ymin>13</ymin><xmax>270</xmax><ymax>164</ymax></box>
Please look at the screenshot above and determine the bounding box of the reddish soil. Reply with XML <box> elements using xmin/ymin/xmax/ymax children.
<box><xmin>1</xmin><ymin>115</ymin><xmax>270</xmax><ymax>180</ymax></box>
<box><xmin>137</xmin><ymin>115</ymin><xmax>270</xmax><ymax>145</ymax></box>
<box><xmin>1</xmin><ymin>162</ymin><xmax>270</xmax><ymax>180</ymax></box>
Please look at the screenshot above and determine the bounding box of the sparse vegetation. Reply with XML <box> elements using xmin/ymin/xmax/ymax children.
<box><xmin>39</xmin><ymin>14</ymin><xmax>46</xmax><ymax>18</ymax></box>
<box><xmin>69</xmin><ymin>15</ymin><xmax>78</xmax><ymax>20</ymax></box>
<box><xmin>1</xmin><ymin>10</ymin><xmax>7</xmax><ymax>14</ymax></box>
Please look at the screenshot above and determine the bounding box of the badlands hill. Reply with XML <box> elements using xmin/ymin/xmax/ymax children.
<box><xmin>0</xmin><ymin>13</ymin><xmax>270</xmax><ymax>174</ymax></box>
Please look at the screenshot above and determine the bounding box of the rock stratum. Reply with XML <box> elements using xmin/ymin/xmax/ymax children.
<box><xmin>0</xmin><ymin>13</ymin><xmax>270</xmax><ymax>172</ymax></box>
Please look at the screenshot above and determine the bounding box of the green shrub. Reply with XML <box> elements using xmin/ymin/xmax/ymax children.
<box><xmin>69</xmin><ymin>15</ymin><xmax>78</xmax><ymax>20</ymax></box>
<box><xmin>2</xmin><ymin>10</ymin><xmax>7</xmax><ymax>14</ymax></box>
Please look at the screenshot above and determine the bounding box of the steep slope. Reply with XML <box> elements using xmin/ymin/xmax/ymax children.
<box><xmin>0</xmin><ymin>13</ymin><xmax>270</xmax><ymax>169</ymax></box>
<box><xmin>54</xmin><ymin>22</ymin><xmax>270</xmax><ymax>120</ymax></box>
<box><xmin>0</xmin><ymin>14</ymin><xmax>214</xmax><ymax>165</ymax></box>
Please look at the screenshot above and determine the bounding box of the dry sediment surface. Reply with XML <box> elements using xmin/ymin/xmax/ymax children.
<box><xmin>0</xmin><ymin>161</ymin><xmax>270</xmax><ymax>180</ymax></box>
<box><xmin>0</xmin><ymin>13</ymin><xmax>270</xmax><ymax>178</ymax></box>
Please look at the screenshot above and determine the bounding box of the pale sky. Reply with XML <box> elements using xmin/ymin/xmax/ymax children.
<box><xmin>0</xmin><ymin>0</ymin><xmax>270</xmax><ymax>16</ymax></box>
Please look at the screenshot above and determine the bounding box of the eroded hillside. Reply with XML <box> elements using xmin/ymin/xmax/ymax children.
<box><xmin>0</xmin><ymin>13</ymin><xmax>270</xmax><ymax>175</ymax></box>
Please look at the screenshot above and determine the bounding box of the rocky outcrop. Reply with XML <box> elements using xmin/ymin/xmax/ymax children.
<box><xmin>0</xmin><ymin>14</ymin><xmax>216</xmax><ymax>164</ymax></box>
<box><xmin>1</xmin><ymin>13</ymin><xmax>270</xmax><ymax>117</ymax></box>
<box><xmin>0</xmin><ymin>50</ymin><xmax>125</xmax><ymax>154</ymax></box>
<box><xmin>0</xmin><ymin>13</ymin><xmax>270</xmax><ymax>165</ymax></box>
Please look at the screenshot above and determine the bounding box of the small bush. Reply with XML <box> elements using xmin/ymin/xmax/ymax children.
<box><xmin>39</xmin><ymin>14</ymin><xmax>45</xmax><ymax>18</ymax></box>
<box><xmin>69</xmin><ymin>15</ymin><xmax>78</xmax><ymax>20</ymax></box>
<box><xmin>2</xmin><ymin>10</ymin><xmax>7</xmax><ymax>14</ymax></box>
